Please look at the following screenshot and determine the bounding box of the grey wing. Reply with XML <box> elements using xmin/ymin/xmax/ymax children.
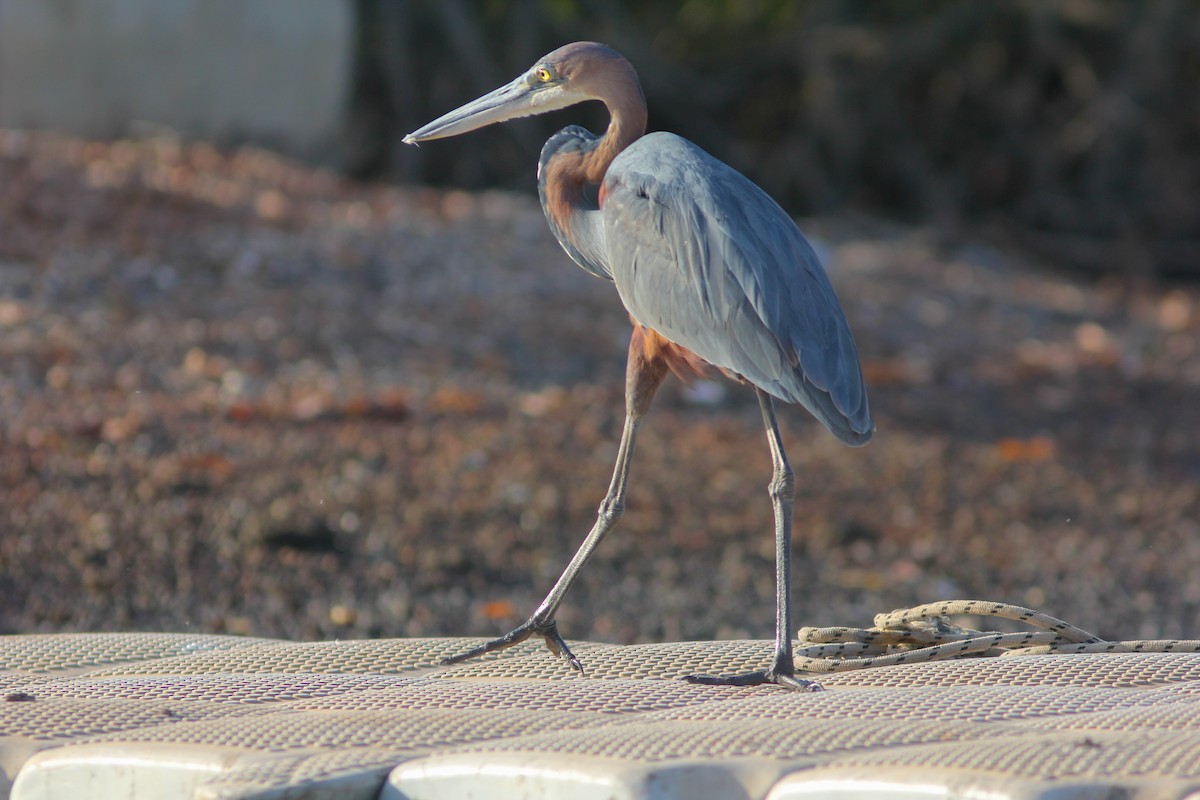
<box><xmin>602</xmin><ymin>132</ymin><xmax>872</xmax><ymax>445</ymax></box>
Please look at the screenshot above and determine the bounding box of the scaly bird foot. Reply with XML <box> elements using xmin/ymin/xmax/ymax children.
<box><xmin>685</xmin><ymin>668</ymin><xmax>822</xmax><ymax>692</ymax></box>
<box><xmin>440</xmin><ymin>618</ymin><xmax>583</xmax><ymax>673</ymax></box>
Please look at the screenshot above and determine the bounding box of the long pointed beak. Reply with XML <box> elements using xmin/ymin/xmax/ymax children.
<box><xmin>404</xmin><ymin>76</ymin><xmax>547</xmax><ymax>145</ymax></box>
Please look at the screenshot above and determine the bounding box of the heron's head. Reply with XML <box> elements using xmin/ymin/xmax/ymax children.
<box><xmin>403</xmin><ymin>42</ymin><xmax>643</xmax><ymax>144</ymax></box>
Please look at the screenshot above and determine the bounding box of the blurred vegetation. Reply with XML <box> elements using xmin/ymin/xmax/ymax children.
<box><xmin>345</xmin><ymin>0</ymin><xmax>1200</xmax><ymax>278</ymax></box>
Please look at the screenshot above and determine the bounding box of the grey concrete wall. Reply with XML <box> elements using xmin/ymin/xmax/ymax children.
<box><xmin>0</xmin><ymin>0</ymin><xmax>353</xmax><ymax>156</ymax></box>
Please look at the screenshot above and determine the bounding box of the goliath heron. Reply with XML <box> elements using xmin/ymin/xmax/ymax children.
<box><xmin>404</xmin><ymin>42</ymin><xmax>872</xmax><ymax>689</ymax></box>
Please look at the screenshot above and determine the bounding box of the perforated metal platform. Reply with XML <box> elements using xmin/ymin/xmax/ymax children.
<box><xmin>2</xmin><ymin>633</ymin><xmax>1200</xmax><ymax>799</ymax></box>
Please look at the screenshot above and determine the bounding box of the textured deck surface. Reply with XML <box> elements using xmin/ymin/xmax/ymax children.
<box><xmin>2</xmin><ymin>633</ymin><xmax>1200</xmax><ymax>799</ymax></box>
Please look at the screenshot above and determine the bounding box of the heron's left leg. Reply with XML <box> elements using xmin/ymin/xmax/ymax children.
<box><xmin>439</xmin><ymin>334</ymin><xmax>669</xmax><ymax>671</ymax></box>
<box><xmin>686</xmin><ymin>387</ymin><xmax>821</xmax><ymax>691</ymax></box>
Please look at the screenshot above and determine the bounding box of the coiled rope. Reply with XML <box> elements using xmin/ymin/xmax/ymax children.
<box><xmin>794</xmin><ymin>599</ymin><xmax>1200</xmax><ymax>673</ymax></box>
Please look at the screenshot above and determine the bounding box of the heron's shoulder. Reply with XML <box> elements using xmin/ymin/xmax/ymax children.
<box><xmin>608</xmin><ymin>133</ymin><xmax>762</xmax><ymax>215</ymax></box>
<box><xmin>611</xmin><ymin>132</ymin><xmax>718</xmax><ymax>176</ymax></box>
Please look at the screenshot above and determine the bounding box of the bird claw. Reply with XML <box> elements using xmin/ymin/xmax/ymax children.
<box><xmin>685</xmin><ymin>669</ymin><xmax>822</xmax><ymax>692</ymax></box>
<box><xmin>440</xmin><ymin>618</ymin><xmax>584</xmax><ymax>673</ymax></box>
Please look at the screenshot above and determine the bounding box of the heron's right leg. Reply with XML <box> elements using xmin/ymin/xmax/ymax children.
<box><xmin>440</xmin><ymin>335</ymin><xmax>669</xmax><ymax>671</ymax></box>
<box><xmin>685</xmin><ymin>388</ymin><xmax>820</xmax><ymax>691</ymax></box>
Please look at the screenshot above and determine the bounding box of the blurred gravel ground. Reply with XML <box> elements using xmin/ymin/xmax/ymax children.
<box><xmin>2</xmin><ymin>130</ymin><xmax>1199</xmax><ymax>647</ymax></box>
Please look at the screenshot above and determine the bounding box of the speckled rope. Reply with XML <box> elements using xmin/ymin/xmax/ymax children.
<box><xmin>794</xmin><ymin>599</ymin><xmax>1200</xmax><ymax>673</ymax></box>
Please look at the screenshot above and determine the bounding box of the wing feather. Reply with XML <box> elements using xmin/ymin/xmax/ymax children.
<box><xmin>600</xmin><ymin>132</ymin><xmax>872</xmax><ymax>444</ymax></box>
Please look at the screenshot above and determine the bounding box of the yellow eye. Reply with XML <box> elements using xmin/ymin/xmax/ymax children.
<box><xmin>536</xmin><ymin>66</ymin><xmax>553</xmax><ymax>82</ymax></box>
